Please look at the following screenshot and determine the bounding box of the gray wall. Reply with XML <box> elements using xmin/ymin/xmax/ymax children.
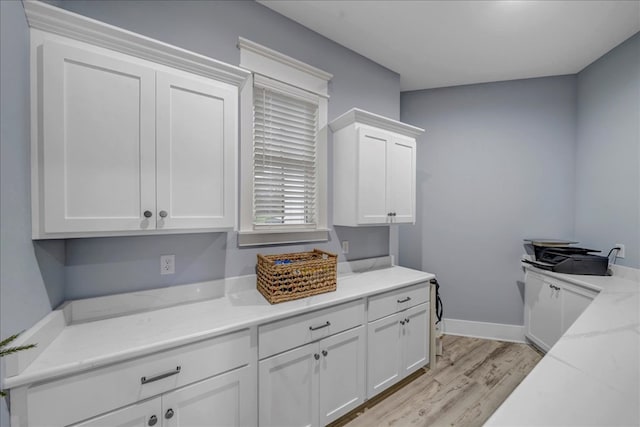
<box><xmin>52</xmin><ymin>0</ymin><xmax>400</xmax><ymax>299</ymax></box>
<box><xmin>575</xmin><ymin>33</ymin><xmax>640</xmax><ymax>268</ymax></box>
<box><xmin>0</xmin><ymin>1</ymin><xmax>65</xmax><ymax>423</ymax></box>
<box><xmin>399</xmin><ymin>76</ymin><xmax>578</xmax><ymax>325</ymax></box>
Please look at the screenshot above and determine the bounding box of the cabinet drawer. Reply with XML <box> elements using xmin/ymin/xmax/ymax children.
<box><xmin>368</xmin><ymin>283</ymin><xmax>429</xmax><ymax>322</ymax></box>
<box><xmin>27</xmin><ymin>329</ymin><xmax>250</xmax><ymax>427</ymax></box>
<box><xmin>259</xmin><ymin>300</ymin><xmax>364</xmax><ymax>359</ymax></box>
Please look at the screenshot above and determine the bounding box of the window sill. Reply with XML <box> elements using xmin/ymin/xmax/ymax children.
<box><xmin>237</xmin><ymin>228</ymin><xmax>330</xmax><ymax>247</ymax></box>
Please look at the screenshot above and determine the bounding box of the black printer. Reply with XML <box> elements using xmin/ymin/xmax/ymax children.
<box><xmin>522</xmin><ymin>240</ymin><xmax>609</xmax><ymax>276</ymax></box>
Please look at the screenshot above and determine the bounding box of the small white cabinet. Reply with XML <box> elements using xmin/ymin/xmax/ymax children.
<box><xmin>524</xmin><ymin>270</ymin><xmax>597</xmax><ymax>352</ymax></box>
<box><xmin>366</xmin><ymin>283</ymin><xmax>430</xmax><ymax>398</ymax></box>
<box><xmin>259</xmin><ymin>326</ymin><xmax>366</xmax><ymax>427</ymax></box>
<box><xmin>330</xmin><ymin>108</ymin><xmax>424</xmax><ymax>226</ymax></box>
<box><xmin>257</xmin><ymin>301</ymin><xmax>366</xmax><ymax>426</ymax></box>
<box><xmin>73</xmin><ymin>366</ymin><xmax>252</xmax><ymax>427</ymax></box>
<box><xmin>31</xmin><ymin>29</ymin><xmax>248</xmax><ymax>238</ymax></box>
<box><xmin>367</xmin><ymin>303</ymin><xmax>429</xmax><ymax>398</ymax></box>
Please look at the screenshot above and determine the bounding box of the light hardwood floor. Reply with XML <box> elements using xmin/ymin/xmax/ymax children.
<box><xmin>331</xmin><ymin>335</ymin><xmax>543</xmax><ymax>427</ymax></box>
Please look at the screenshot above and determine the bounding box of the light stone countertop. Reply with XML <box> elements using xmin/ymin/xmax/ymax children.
<box><xmin>485</xmin><ymin>265</ymin><xmax>640</xmax><ymax>427</ymax></box>
<box><xmin>4</xmin><ymin>264</ymin><xmax>434</xmax><ymax>389</ymax></box>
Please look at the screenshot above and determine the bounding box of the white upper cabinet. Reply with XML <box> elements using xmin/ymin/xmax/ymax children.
<box><xmin>27</xmin><ymin>1</ymin><xmax>249</xmax><ymax>238</ymax></box>
<box><xmin>156</xmin><ymin>71</ymin><xmax>237</xmax><ymax>230</ymax></box>
<box><xmin>41</xmin><ymin>41</ymin><xmax>158</xmax><ymax>235</ymax></box>
<box><xmin>330</xmin><ymin>109</ymin><xmax>424</xmax><ymax>226</ymax></box>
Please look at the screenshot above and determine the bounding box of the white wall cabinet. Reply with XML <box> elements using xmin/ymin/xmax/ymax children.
<box><xmin>330</xmin><ymin>108</ymin><xmax>424</xmax><ymax>226</ymax></box>
<box><xmin>524</xmin><ymin>271</ymin><xmax>597</xmax><ymax>352</ymax></box>
<box><xmin>31</xmin><ymin>30</ymin><xmax>248</xmax><ymax>238</ymax></box>
<box><xmin>72</xmin><ymin>366</ymin><xmax>252</xmax><ymax>427</ymax></box>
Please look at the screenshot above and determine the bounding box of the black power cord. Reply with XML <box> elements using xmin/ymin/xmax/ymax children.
<box><xmin>430</xmin><ymin>278</ymin><xmax>443</xmax><ymax>324</ymax></box>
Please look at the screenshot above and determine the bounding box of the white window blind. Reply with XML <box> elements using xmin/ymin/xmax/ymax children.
<box><xmin>253</xmin><ymin>81</ymin><xmax>319</xmax><ymax>227</ymax></box>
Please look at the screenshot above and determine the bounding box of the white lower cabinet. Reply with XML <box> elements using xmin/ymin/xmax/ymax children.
<box><xmin>72</xmin><ymin>398</ymin><xmax>160</xmax><ymax>427</ymax></box>
<box><xmin>525</xmin><ymin>271</ymin><xmax>597</xmax><ymax>352</ymax></box>
<box><xmin>367</xmin><ymin>303</ymin><xmax>429</xmax><ymax>398</ymax></box>
<box><xmin>12</xmin><ymin>284</ymin><xmax>432</xmax><ymax>427</ymax></box>
<box><xmin>319</xmin><ymin>328</ymin><xmax>366</xmax><ymax>426</ymax></box>
<box><xmin>401</xmin><ymin>303</ymin><xmax>430</xmax><ymax>376</ymax></box>
<box><xmin>524</xmin><ymin>272</ymin><xmax>562</xmax><ymax>351</ymax></box>
<box><xmin>73</xmin><ymin>366</ymin><xmax>252</xmax><ymax>427</ymax></box>
<box><xmin>23</xmin><ymin>330</ymin><xmax>254</xmax><ymax>427</ymax></box>
<box><xmin>259</xmin><ymin>326</ymin><xmax>366</xmax><ymax>427</ymax></box>
<box><xmin>562</xmin><ymin>283</ymin><xmax>596</xmax><ymax>333</ymax></box>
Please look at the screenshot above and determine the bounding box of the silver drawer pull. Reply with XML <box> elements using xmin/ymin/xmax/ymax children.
<box><xmin>309</xmin><ymin>321</ymin><xmax>331</xmax><ymax>331</ymax></box>
<box><xmin>141</xmin><ymin>366</ymin><xmax>181</xmax><ymax>384</ymax></box>
<box><xmin>397</xmin><ymin>297</ymin><xmax>411</xmax><ymax>303</ymax></box>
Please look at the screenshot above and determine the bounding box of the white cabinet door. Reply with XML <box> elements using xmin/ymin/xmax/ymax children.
<box><xmin>156</xmin><ymin>71</ymin><xmax>237</xmax><ymax>230</ymax></box>
<box><xmin>387</xmin><ymin>137</ymin><xmax>416</xmax><ymax>224</ymax></box>
<box><xmin>71</xmin><ymin>398</ymin><xmax>161</xmax><ymax>427</ymax></box>
<box><xmin>402</xmin><ymin>303</ymin><xmax>429</xmax><ymax>375</ymax></box>
<box><xmin>319</xmin><ymin>326</ymin><xmax>366</xmax><ymax>426</ymax></box>
<box><xmin>259</xmin><ymin>343</ymin><xmax>319</xmax><ymax>427</ymax></box>
<box><xmin>357</xmin><ymin>127</ymin><xmax>389</xmax><ymax>224</ymax></box>
<box><xmin>367</xmin><ymin>313</ymin><xmax>402</xmax><ymax>398</ymax></box>
<box><xmin>42</xmin><ymin>40</ymin><xmax>156</xmax><ymax>233</ymax></box>
<box><xmin>525</xmin><ymin>273</ymin><xmax>562</xmax><ymax>351</ymax></box>
<box><xmin>162</xmin><ymin>366</ymin><xmax>253</xmax><ymax>427</ymax></box>
<box><xmin>562</xmin><ymin>284</ymin><xmax>596</xmax><ymax>334</ymax></box>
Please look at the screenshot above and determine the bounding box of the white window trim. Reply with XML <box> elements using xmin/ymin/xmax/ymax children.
<box><xmin>238</xmin><ymin>38</ymin><xmax>332</xmax><ymax>246</ymax></box>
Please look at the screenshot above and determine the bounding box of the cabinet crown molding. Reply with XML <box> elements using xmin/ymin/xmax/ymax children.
<box><xmin>23</xmin><ymin>0</ymin><xmax>250</xmax><ymax>87</ymax></box>
<box><xmin>329</xmin><ymin>108</ymin><xmax>425</xmax><ymax>138</ymax></box>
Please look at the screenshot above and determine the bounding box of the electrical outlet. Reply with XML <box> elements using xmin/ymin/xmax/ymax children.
<box><xmin>161</xmin><ymin>255</ymin><xmax>175</xmax><ymax>275</ymax></box>
<box><xmin>615</xmin><ymin>244</ymin><xmax>625</xmax><ymax>259</ymax></box>
<box><xmin>342</xmin><ymin>240</ymin><xmax>349</xmax><ymax>254</ymax></box>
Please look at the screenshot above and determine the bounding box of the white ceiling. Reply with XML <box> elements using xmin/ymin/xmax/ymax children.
<box><xmin>258</xmin><ymin>0</ymin><xmax>640</xmax><ymax>91</ymax></box>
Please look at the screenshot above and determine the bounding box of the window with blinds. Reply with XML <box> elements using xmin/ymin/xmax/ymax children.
<box><xmin>253</xmin><ymin>83</ymin><xmax>319</xmax><ymax>227</ymax></box>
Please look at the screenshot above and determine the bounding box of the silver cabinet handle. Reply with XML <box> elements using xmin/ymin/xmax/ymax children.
<box><xmin>322</xmin><ymin>350</ymin><xmax>328</xmax><ymax>357</ymax></box>
<box><xmin>165</xmin><ymin>409</ymin><xmax>174</xmax><ymax>420</ymax></box>
<box><xmin>405</xmin><ymin>317</ymin><xmax>410</xmax><ymax>323</ymax></box>
<box><xmin>159</xmin><ymin>210</ymin><xmax>168</xmax><ymax>218</ymax></box>
<box><xmin>148</xmin><ymin>415</ymin><xmax>158</xmax><ymax>426</ymax></box>
<box><xmin>392</xmin><ymin>212</ymin><xmax>397</xmax><ymax>216</ymax></box>
<box><xmin>309</xmin><ymin>321</ymin><xmax>331</xmax><ymax>331</ymax></box>
<box><xmin>141</xmin><ymin>366</ymin><xmax>181</xmax><ymax>384</ymax></box>
<box><xmin>144</xmin><ymin>210</ymin><xmax>153</xmax><ymax>218</ymax></box>
<box><xmin>397</xmin><ymin>297</ymin><xmax>411</xmax><ymax>303</ymax></box>
<box><xmin>314</xmin><ymin>353</ymin><xmax>320</xmax><ymax>360</ymax></box>
<box><xmin>400</xmin><ymin>320</ymin><xmax>406</xmax><ymax>325</ymax></box>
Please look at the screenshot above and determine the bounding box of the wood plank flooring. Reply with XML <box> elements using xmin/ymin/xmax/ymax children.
<box><xmin>330</xmin><ymin>335</ymin><xmax>543</xmax><ymax>427</ymax></box>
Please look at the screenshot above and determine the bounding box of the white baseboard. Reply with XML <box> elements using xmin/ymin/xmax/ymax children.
<box><xmin>442</xmin><ymin>318</ymin><xmax>526</xmax><ymax>343</ymax></box>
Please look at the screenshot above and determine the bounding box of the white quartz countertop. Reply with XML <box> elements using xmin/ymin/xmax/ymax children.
<box><xmin>5</xmin><ymin>265</ymin><xmax>434</xmax><ymax>388</ymax></box>
<box><xmin>485</xmin><ymin>265</ymin><xmax>640</xmax><ymax>426</ymax></box>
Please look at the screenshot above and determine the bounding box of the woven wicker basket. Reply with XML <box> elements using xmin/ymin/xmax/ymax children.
<box><xmin>257</xmin><ymin>249</ymin><xmax>337</xmax><ymax>304</ymax></box>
